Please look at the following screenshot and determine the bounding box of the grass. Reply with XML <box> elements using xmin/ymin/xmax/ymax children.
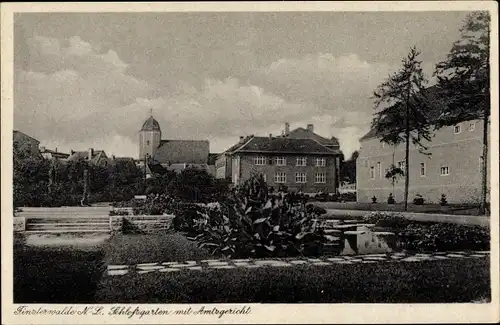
<box><xmin>103</xmin><ymin>232</ymin><xmax>211</xmax><ymax>265</ymax></box>
<box><xmin>96</xmin><ymin>258</ymin><xmax>490</xmax><ymax>303</ymax></box>
<box><xmin>14</xmin><ymin>244</ymin><xmax>105</xmax><ymax>303</ymax></box>
<box><xmin>312</xmin><ymin>202</ymin><xmax>486</xmax><ymax>216</ymax></box>
<box><xmin>14</xmin><ymin>231</ymin><xmax>492</xmax><ymax>304</ymax></box>
<box><xmin>97</xmin><ymin>233</ymin><xmax>491</xmax><ymax>303</ymax></box>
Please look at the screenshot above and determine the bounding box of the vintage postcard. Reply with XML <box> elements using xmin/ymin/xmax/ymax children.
<box><xmin>1</xmin><ymin>1</ymin><xmax>499</xmax><ymax>324</ymax></box>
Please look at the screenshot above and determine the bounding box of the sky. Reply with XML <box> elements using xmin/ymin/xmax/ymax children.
<box><xmin>13</xmin><ymin>11</ymin><xmax>471</xmax><ymax>159</ymax></box>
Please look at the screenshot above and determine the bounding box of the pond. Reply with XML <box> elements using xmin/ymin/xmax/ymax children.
<box><xmin>318</xmin><ymin>218</ymin><xmax>489</xmax><ymax>256</ymax></box>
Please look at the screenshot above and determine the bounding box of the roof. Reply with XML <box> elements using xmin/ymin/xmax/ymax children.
<box><xmin>141</xmin><ymin>116</ymin><xmax>161</xmax><ymax>132</ymax></box>
<box><xmin>228</xmin><ymin>136</ymin><xmax>340</xmax><ymax>155</ymax></box>
<box><xmin>147</xmin><ymin>163</ymin><xmax>167</xmax><ymax>175</ymax></box>
<box><xmin>207</xmin><ymin>153</ymin><xmax>219</xmax><ymax>165</ymax></box>
<box><xmin>13</xmin><ymin>130</ymin><xmax>40</xmax><ymax>144</ymax></box>
<box><xmin>67</xmin><ymin>150</ymin><xmax>108</xmax><ymax>164</ymax></box>
<box><xmin>153</xmin><ymin>140</ymin><xmax>209</xmax><ymax>164</ymax></box>
<box><xmin>41</xmin><ymin>148</ymin><xmax>70</xmax><ymax>157</ymax></box>
<box><xmin>359</xmin><ymin>85</ymin><xmax>447</xmax><ymax>142</ymax></box>
<box><xmin>283</xmin><ymin>127</ymin><xmax>340</xmax><ymax>148</ymax></box>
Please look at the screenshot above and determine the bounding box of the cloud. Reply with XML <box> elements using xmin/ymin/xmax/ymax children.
<box><xmin>15</xmin><ymin>35</ymin><xmax>390</xmax><ymax>159</ymax></box>
<box><xmin>14</xmin><ymin>35</ymin><xmax>152</xmax><ymax>156</ymax></box>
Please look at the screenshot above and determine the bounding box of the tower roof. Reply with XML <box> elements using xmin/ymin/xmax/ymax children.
<box><xmin>141</xmin><ymin>116</ymin><xmax>161</xmax><ymax>132</ymax></box>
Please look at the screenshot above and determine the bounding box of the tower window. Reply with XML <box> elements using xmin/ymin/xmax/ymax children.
<box><xmin>147</xmin><ymin>140</ymin><xmax>150</xmax><ymax>145</ymax></box>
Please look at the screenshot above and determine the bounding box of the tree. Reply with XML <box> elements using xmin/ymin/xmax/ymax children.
<box><xmin>372</xmin><ymin>46</ymin><xmax>432</xmax><ymax>211</ymax></box>
<box><xmin>434</xmin><ymin>12</ymin><xmax>490</xmax><ymax>215</ymax></box>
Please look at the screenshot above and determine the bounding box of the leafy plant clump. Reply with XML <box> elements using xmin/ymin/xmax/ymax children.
<box><xmin>413</xmin><ymin>194</ymin><xmax>425</xmax><ymax>205</ymax></box>
<box><xmin>179</xmin><ymin>174</ymin><xmax>332</xmax><ymax>259</ymax></box>
<box><xmin>362</xmin><ymin>212</ymin><xmax>410</xmax><ymax>229</ymax></box>
<box><xmin>387</xmin><ymin>193</ymin><xmax>395</xmax><ymax>204</ymax></box>
<box><xmin>398</xmin><ymin>223</ymin><xmax>490</xmax><ymax>252</ymax></box>
<box><xmin>109</xmin><ymin>209</ymin><xmax>130</xmax><ymax>216</ymax></box>
<box><xmin>440</xmin><ymin>194</ymin><xmax>448</xmax><ymax>206</ymax></box>
<box><xmin>371</xmin><ymin>196</ymin><xmax>377</xmax><ymax>203</ymax></box>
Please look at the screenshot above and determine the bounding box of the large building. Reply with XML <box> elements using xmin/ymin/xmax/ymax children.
<box><xmin>356</xmin><ymin>96</ymin><xmax>491</xmax><ymax>204</ymax></box>
<box><xmin>138</xmin><ymin>114</ymin><xmax>210</xmax><ymax>172</ymax></box>
<box><xmin>13</xmin><ymin>130</ymin><xmax>42</xmax><ymax>159</ymax></box>
<box><xmin>218</xmin><ymin>123</ymin><xmax>341</xmax><ymax>193</ymax></box>
<box><xmin>216</xmin><ymin>123</ymin><xmax>341</xmax><ymax>183</ymax></box>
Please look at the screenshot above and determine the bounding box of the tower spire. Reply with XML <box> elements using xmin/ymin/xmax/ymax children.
<box><xmin>149</xmin><ymin>108</ymin><xmax>153</xmax><ymax>117</ymax></box>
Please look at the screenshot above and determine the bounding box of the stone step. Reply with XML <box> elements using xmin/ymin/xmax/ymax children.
<box><xmin>26</xmin><ymin>217</ymin><xmax>109</xmax><ymax>224</ymax></box>
<box><xmin>27</xmin><ymin>222</ymin><xmax>109</xmax><ymax>228</ymax></box>
<box><xmin>24</xmin><ymin>229</ymin><xmax>110</xmax><ymax>234</ymax></box>
<box><xmin>26</xmin><ymin>224</ymin><xmax>110</xmax><ymax>231</ymax></box>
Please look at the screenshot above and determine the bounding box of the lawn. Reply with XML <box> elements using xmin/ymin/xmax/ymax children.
<box><xmin>96</xmin><ymin>232</ymin><xmax>491</xmax><ymax>303</ymax></box>
<box><xmin>13</xmin><ymin>230</ymin><xmax>491</xmax><ymax>304</ymax></box>
<box><xmin>312</xmin><ymin>201</ymin><xmax>486</xmax><ymax>216</ymax></box>
<box><xmin>14</xmin><ymin>243</ymin><xmax>105</xmax><ymax>303</ymax></box>
<box><xmin>96</xmin><ymin>257</ymin><xmax>490</xmax><ymax>303</ymax></box>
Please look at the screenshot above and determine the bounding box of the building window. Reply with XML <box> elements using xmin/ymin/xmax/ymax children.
<box><xmin>469</xmin><ymin>122</ymin><xmax>476</xmax><ymax>131</ymax></box>
<box><xmin>147</xmin><ymin>140</ymin><xmax>150</xmax><ymax>145</ymax></box>
<box><xmin>296</xmin><ymin>157</ymin><xmax>307</xmax><ymax>166</ymax></box>
<box><xmin>295</xmin><ymin>172</ymin><xmax>307</xmax><ymax>183</ymax></box>
<box><xmin>377</xmin><ymin>162</ymin><xmax>381</xmax><ymax>178</ymax></box>
<box><xmin>254</xmin><ymin>156</ymin><xmax>267</xmax><ymax>165</ymax></box>
<box><xmin>315</xmin><ymin>157</ymin><xmax>326</xmax><ymax>167</ymax></box>
<box><xmin>364</xmin><ymin>159</ymin><xmax>368</xmax><ymax>167</ymax></box>
<box><xmin>420</xmin><ymin>162</ymin><xmax>426</xmax><ymax>177</ymax></box>
<box><xmin>370</xmin><ymin>166</ymin><xmax>375</xmax><ymax>179</ymax></box>
<box><xmin>454</xmin><ymin>124</ymin><xmax>462</xmax><ymax>134</ymax></box>
<box><xmin>315</xmin><ymin>173</ymin><xmax>326</xmax><ymax>183</ymax></box>
<box><xmin>274</xmin><ymin>172</ymin><xmax>286</xmax><ymax>183</ymax></box>
<box><xmin>276</xmin><ymin>157</ymin><xmax>287</xmax><ymax>166</ymax></box>
<box><xmin>440</xmin><ymin>166</ymin><xmax>450</xmax><ymax>176</ymax></box>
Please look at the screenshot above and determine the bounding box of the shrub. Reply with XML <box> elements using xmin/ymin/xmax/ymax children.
<box><xmin>440</xmin><ymin>194</ymin><xmax>448</xmax><ymax>206</ymax></box>
<box><xmin>362</xmin><ymin>212</ymin><xmax>410</xmax><ymax>229</ymax></box>
<box><xmin>387</xmin><ymin>193</ymin><xmax>395</xmax><ymax>204</ymax></box>
<box><xmin>371</xmin><ymin>196</ymin><xmax>377</xmax><ymax>203</ymax></box>
<box><xmin>181</xmin><ymin>174</ymin><xmax>331</xmax><ymax>259</ymax></box>
<box><xmin>413</xmin><ymin>194</ymin><xmax>425</xmax><ymax>205</ymax></box>
<box><xmin>109</xmin><ymin>209</ymin><xmax>130</xmax><ymax>216</ymax></box>
<box><xmin>398</xmin><ymin>223</ymin><xmax>490</xmax><ymax>252</ymax></box>
<box><xmin>339</xmin><ymin>192</ymin><xmax>356</xmax><ymax>202</ymax></box>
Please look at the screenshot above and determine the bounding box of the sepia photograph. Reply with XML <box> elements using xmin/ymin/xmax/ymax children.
<box><xmin>2</xmin><ymin>1</ymin><xmax>499</xmax><ymax>324</ymax></box>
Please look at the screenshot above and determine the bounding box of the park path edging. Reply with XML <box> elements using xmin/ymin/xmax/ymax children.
<box><xmin>321</xmin><ymin>209</ymin><xmax>489</xmax><ymax>227</ymax></box>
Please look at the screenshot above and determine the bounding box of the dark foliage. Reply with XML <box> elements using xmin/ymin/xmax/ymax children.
<box><xmin>387</xmin><ymin>193</ymin><xmax>396</xmax><ymax>204</ymax></box>
<box><xmin>177</xmin><ymin>175</ymin><xmax>332</xmax><ymax>259</ymax></box>
<box><xmin>413</xmin><ymin>194</ymin><xmax>425</xmax><ymax>205</ymax></box>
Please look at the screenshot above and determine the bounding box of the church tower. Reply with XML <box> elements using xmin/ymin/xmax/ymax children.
<box><xmin>139</xmin><ymin>112</ymin><xmax>162</xmax><ymax>161</ymax></box>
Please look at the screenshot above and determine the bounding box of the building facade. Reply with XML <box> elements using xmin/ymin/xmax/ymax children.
<box><xmin>357</xmin><ymin>119</ymin><xmax>491</xmax><ymax>204</ymax></box>
<box><xmin>13</xmin><ymin>130</ymin><xmax>42</xmax><ymax>159</ymax></box>
<box><xmin>67</xmin><ymin>148</ymin><xmax>110</xmax><ymax>167</ymax></box>
<box><xmin>225</xmin><ymin>135</ymin><xmax>340</xmax><ymax>193</ymax></box>
<box><xmin>40</xmin><ymin>147</ymin><xmax>70</xmax><ymax>160</ymax></box>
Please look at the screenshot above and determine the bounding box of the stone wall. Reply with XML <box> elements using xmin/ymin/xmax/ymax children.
<box><xmin>13</xmin><ymin>217</ymin><xmax>26</xmax><ymax>232</ymax></box>
<box><xmin>110</xmin><ymin>215</ymin><xmax>174</xmax><ymax>233</ymax></box>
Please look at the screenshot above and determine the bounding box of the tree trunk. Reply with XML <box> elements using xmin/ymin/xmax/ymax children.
<box><xmin>403</xmin><ymin>86</ymin><xmax>411</xmax><ymax>212</ymax></box>
<box><xmin>479</xmin><ymin>114</ymin><xmax>489</xmax><ymax>215</ymax></box>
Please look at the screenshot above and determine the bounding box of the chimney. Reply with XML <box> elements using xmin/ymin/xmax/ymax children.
<box><xmin>284</xmin><ymin>122</ymin><xmax>290</xmax><ymax>135</ymax></box>
<box><xmin>88</xmin><ymin>148</ymin><xmax>94</xmax><ymax>160</ymax></box>
<box><xmin>269</xmin><ymin>133</ymin><xmax>273</xmax><ymax>139</ymax></box>
<box><xmin>39</xmin><ymin>146</ymin><xmax>45</xmax><ymax>152</ymax></box>
<box><xmin>70</xmin><ymin>150</ymin><xmax>75</xmax><ymax>155</ymax></box>
<box><xmin>307</xmin><ymin>124</ymin><xmax>314</xmax><ymax>133</ymax></box>
<box><xmin>239</xmin><ymin>136</ymin><xmax>245</xmax><ymax>144</ymax></box>
<box><xmin>55</xmin><ymin>147</ymin><xmax>58</xmax><ymax>153</ymax></box>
